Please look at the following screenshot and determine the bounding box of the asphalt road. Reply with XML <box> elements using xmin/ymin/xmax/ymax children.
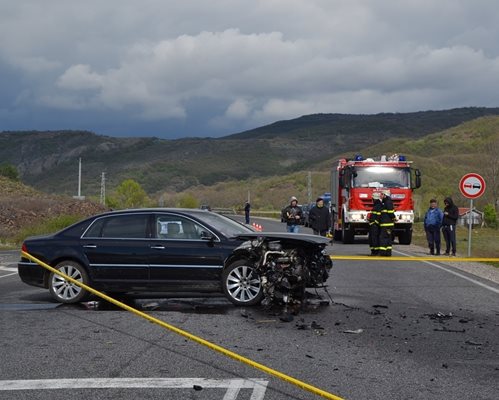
<box><xmin>1</xmin><ymin>217</ymin><xmax>498</xmax><ymax>400</ymax></box>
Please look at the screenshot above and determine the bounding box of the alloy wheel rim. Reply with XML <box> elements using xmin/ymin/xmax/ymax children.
<box><xmin>51</xmin><ymin>265</ymin><xmax>83</xmax><ymax>301</ymax></box>
<box><xmin>227</xmin><ymin>265</ymin><xmax>261</xmax><ymax>303</ymax></box>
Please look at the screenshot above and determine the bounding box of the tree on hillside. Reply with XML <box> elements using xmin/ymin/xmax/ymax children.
<box><xmin>0</xmin><ymin>163</ymin><xmax>19</xmax><ymax>181</ymax></box>
<box><xmin>107</xmin><ymin>179</ymin><xmax>150</xmax><ymax>209</ymax></box>
<box><xmin>177</xmin><ymin>193</ymin><xmax>199</xmax><ymax>208</ymax></box>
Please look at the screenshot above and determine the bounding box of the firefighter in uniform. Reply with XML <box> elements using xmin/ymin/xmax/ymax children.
<box><xmin>379</xmin><ymin>189</ymin><xmax>396</xmax><ymax>256</ymax></box>
<box><xmin>368</xmin><ymin>192</ymin><xmax>383</xmax><ymax>255</ymax></box>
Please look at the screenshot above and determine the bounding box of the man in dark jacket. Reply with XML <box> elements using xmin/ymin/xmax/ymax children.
<box><xmin>442</xmin><ymin>197</ymin><xmax>459</xmax><ymax>256</ymax></box>
<box><xmin>309</xmin><ymin>197</ymin><xmax>331</xmax><ymax>236</ymax></box>
<box><xmin>244</xmin><ymin>201</ymin><xmax>251</xmax><ymax>224</ymax></box>
<box><xmin>281</xmin><ymin>196</ymin><xmax>303</xmax><ymax>233</ymax></box>
<box><xmin>379</xmin><ymin>190</ymin><xmax>396</xmax><ymax>256</ymax></box>
<box><xmin>424</xmin><ymin>199</ymin><xmax>443</xmax><ymax>255</ymax></box>
<box><xmin>368</xmin><ymin>192</ymin><xmax>383</xmax><ymax>255</ymax></box>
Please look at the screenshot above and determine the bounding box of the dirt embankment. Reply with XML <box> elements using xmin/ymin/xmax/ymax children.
<box><xmin>0</xmin><ymin>176</ymin><xmax>107</xmax><ymax>237</ymax></box>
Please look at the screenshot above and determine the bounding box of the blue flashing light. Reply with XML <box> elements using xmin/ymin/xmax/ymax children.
<box><xmin>399</xmin><ymin>155</ymin><xmax>406</xmax><ymax>161</ymax></box>
<box><xmin>354</xmin><ymin>154</ymin><xmax>363</xmax><ymax>161</ymax></box>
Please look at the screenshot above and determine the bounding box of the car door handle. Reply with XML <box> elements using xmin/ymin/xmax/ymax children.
<box><xmin>150</xmin><ymin>245</ymin><xmax>165</xmax><ymax>250</ymax></box>
<box><xmin>83</xmin><ymin>245</ymin><xmax>97</xmax><ymax>248</ymax></box>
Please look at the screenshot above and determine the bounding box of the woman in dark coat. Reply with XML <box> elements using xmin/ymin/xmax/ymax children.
<box><xmin>442</xmin><ymin>197</ymin><xmax>459</xmax><ymax>256</ymax></box>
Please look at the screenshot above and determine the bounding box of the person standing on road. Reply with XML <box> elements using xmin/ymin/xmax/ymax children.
<box><xmin>442</xmin><ymin>197</ymin><xmax>459</xmax><ymax>256</ymax></box>
<box><xmin>282</xmin><ymin>196</ymin><xmax>303</xmax><ymax>233</ymax></box>
<box><xmin>423</xmin><ymin>199</ymin><xmax>443</xmax><ymax>255</ymax></box>
<box><xmin>244</xmin><ymin>201</ymin><xmax>251</xmax><ymax>224</ymax></box>
<box><xmin>368</xmin><ymin>192</ymin><xmax>383</xmax><ymax>256</ymax></box>
<box><xmin>309</xmin><ymin>196</ymin><xmax>331</xmax><ymax>236</ymax></box>
<box><xmin>379</xmin><ymin>189</ymin><xmax>396</xmax><ymax>256</ymax></box>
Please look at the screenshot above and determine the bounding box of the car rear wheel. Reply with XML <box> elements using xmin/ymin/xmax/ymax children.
<box><xmin>222</xmin><ymin>260</ymin><xmax>263</xmax><ymax>306</ymax></box>
<box><xmin>49</xmin><ymin>261</ymin><xmax>90</xmax><ymax>303</ymax></box>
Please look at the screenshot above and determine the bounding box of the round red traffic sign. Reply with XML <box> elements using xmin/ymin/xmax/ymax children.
<box><xmin>459</xmin><ymin>173</ymin><xmax>486</xmax><ymax>199</ymax></box>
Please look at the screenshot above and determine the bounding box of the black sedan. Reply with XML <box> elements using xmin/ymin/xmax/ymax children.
<box><xmin>18</xmin><ymin>208</ymin><xmax>332</xmax><ymax>306</ymax></box>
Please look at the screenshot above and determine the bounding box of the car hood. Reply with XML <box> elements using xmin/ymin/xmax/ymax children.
<box><xmin>234</xmin><ymin>232</ymin><xmax>331</xmax><ymax>245</ymax></box>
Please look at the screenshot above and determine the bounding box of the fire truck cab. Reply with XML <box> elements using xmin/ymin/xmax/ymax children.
<box><xmin>331</xmin><ymin>154</ymin><xmax>421</xmax><ymax>244</ymax></box>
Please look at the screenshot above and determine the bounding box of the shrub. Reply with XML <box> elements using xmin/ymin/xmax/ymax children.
<box><xmin>0</xmin><ymin>163</ymin><xmax>19</xmax><ymax>181</ymax></box>
<box><xmin>14</xmin><ymin>214</ymin><xmax>83</xmax><ymax>244</ymax></box>
<box><xmin>483</xmin><ymin>204</ymin><xmax>497</xmax><ymax>228</ymax></box>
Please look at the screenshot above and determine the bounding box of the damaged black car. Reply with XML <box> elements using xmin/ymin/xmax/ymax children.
<box><xmin>18</xmin><ymin>208</ymin><xmax>332</xmax><ymax>306</ymax></box>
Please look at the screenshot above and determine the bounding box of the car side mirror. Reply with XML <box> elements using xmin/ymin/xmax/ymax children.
<box><xmin>200</xmin><ymin>231</ymin><xmax>215</xmax><ymax>241</ymax></box>
<box><xmin>414</xmin><ymin>169</ymin><xmax>421</xmax><ymax>189</ymax></box>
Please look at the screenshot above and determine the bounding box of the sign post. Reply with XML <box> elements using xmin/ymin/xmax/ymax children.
<box><xmin>459</xmin><ymin>173</ymin><xmax>486</xmax><ymax>257</ymax></box>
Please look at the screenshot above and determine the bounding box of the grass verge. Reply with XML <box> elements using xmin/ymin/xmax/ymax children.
<box><xmin>411</xmin><ymin>222</ymin><xmax>499</xmax><ymax>266</ymax></box>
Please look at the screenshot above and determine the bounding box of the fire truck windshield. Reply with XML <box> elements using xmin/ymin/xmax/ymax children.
<box><xmin>352</xmin><ymin>166</ymin><xmax>410</xmax><ymax>188</ymax></box>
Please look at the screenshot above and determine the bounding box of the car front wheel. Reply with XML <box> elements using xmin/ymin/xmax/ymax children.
<box><xmin>222</xmin><ymin>260</ymin><xmax>263</xmax><ymax>306</ymax></box>
<box><xmin>49</xmin><ymin>261</ymin><xmax>90</xmax><ymax>303</ymax></box>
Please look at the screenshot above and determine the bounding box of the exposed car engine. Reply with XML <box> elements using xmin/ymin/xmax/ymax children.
<box><xmin>253</xmin><ymin>237</ymin><xmax>332</xmax><ymax>306</ymax></box>
<box><xmin>226</xmin><ymin>233</ymin><xmax>333</xmax><ymax>312</ymax></box>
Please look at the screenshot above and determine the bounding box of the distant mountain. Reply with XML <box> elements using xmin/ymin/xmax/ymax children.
<box><xmin>226</xmin><ymin>107</ymin><xmax>499</xmax><ymax>139</ymax></box>
<box><xmin>1</xmin><ymin>107</ymin><xmax>498</xmax><ymax>202</ymax></box>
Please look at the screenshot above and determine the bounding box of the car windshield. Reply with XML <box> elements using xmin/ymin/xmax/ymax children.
<box><xmin>352</xmin><ymin>166</ymin><xmax>410</xmax><ymax>188</ymax></box>
<box><xmin>194</xmin><ymin>212</ymin><xmax>253</xmax><ymax>237</ymax></box>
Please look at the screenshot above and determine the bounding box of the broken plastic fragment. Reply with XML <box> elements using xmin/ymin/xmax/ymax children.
<box><xmin>343</xmin><ymin>329</ymin><xmax>363</xmax><ymax>334</ymax></box>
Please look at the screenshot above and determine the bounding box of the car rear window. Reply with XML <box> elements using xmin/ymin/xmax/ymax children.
<box><xmin>83</xmin><ymin>214</ymin><xmax>149</xmax><ymax>238</ymax></box>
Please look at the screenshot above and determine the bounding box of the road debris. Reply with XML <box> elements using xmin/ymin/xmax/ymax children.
<box><xmin>343</xmin><ymin>328</ymin><xmax>363</xmax><ymax>334</ymax></box>
<box><xmin>425</xmin><ymin>312</ymin><xmax>453</xmax><ymax>320</ymax></box>
<box><xmin>433</xmin><ymin>327</ymin><xmax>465</xmax><ymax>333</ymax></box>
<box><xmin>464</xmin><ymin>340</ymin><xmax>483</xmax><ymax>346</ymax></box>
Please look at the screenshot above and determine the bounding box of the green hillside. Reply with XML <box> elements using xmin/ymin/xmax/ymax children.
<box><xmin>167</xmin><ymin>116</ymin><xmax>499</xmax><ymax>216</ymax></box>
<box><xmin>0</xmin><ymin>108</ymin><xmax>498</xmax><ymax>216</ymax></box>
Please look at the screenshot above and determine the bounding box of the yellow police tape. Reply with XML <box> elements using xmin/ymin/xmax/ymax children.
<box><xmin>330</xmin><ymin>255</ymin><xmax>499</xmax><ymax>262</ymax></box>
<box><xmin>21</xmin><ymin>251</ymin><xmax>344</xmax><ymax>400</ymax></box>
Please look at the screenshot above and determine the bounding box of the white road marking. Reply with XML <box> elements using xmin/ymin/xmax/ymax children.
<box><xmin>0</xmin><ymin>272</ymin><xmax>17</xmax><ymax>278</ymax></box>
<box><xmin>0</xmin><ymin>265</ymin><xmax>17</xmax><ymax>272</ymax></box>
<box><xmin>0</xmin><ymin>378</ymin><xmax>269</xmax><ymax>399</ymax></box>
<box><xmin>0</xmin><ymin>265</ymin><xmax>17</xmax><ymax>278</ymax></box>
<box><xmin>394</xmin><ymin>249</ymin><xmax>499</xmax><ymax>295</ymax></box>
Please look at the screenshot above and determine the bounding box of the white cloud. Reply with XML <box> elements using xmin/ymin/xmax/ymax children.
<box><xmin>226</xmin><ymin>98</ymin><xmax>251</xmax><ymax>119</ymax></box>
<box><xmin>57</xmin><ymin>64</ymin><xmax>103</xmax><ymax>90</ymax></box>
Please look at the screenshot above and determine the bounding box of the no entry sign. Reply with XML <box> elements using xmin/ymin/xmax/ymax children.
<box><xmin>459</xmin><ymin>173</ymin><xmax>486</xmax><ymax>199</ymax></box>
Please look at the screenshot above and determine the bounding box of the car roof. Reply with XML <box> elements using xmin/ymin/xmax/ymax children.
<box><xmin>95</xmin><ymin>208</ymin><xmax>212</xmax><ymax>217</ymax></box>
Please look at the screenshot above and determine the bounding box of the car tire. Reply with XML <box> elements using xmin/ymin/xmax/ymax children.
<box><xmin>222</xmin><ymin>259</ymin><xmax>263</xmax><ymax>306</ymax></box>
<box><xmin>49</xmin><ymin>261</ymin><xmax>90</xmax><ymax>304</ymax></box>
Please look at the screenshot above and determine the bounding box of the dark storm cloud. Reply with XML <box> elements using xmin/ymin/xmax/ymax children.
<box><xmin>1</xmin><ymin>0</ymin><xmax>499</xmax><ymax>138</ymax></box>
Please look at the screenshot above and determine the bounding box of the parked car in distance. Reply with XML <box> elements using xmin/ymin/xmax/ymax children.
<box><xmin>18</xmin><ymin>208</ymin><xmax>332</xmax><ymax>307</ymax></box>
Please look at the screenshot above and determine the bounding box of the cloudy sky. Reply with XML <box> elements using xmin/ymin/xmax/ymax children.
<box><xmin>1</xmin><ymin>0</ymin><xmax>499</xmax><ymax>138</ymax></box>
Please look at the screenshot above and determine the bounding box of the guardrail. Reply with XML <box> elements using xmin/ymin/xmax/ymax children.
<box><xmin>211</xmin><ymin>207</ymin><xmax>237</xmax><ymax>215</ymax></box>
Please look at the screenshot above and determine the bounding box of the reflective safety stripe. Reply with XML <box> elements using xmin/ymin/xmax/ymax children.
<box><xmin>379</xmin><ymin>223</ymin><xmax>394</xmax><ymax>227</ymax></box>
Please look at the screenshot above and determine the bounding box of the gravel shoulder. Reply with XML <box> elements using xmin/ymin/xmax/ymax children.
<box><xmin>403</xmin><ymin>243</ymin><xmax>499</xmax><ymax>285</ymax></box>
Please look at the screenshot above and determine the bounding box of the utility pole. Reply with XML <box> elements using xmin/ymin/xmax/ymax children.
<box><xmin>307</xmin><ymin>171</ymin><xmax>312</xmax><ymax>204</ymax></box>
<box><xmin>100</xmin><ymin>172</ymin><xmax>106</xmax><ymax>205</ymax></box>
<box><xmin>73</xmin><ymin>158</ymin><xmax>85</xmax><ymax>200</ymax></box>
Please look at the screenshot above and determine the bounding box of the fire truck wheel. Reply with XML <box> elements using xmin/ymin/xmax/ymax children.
<box><xmin>342</xmin><ymin>220</ymin><xmax>355</xmax><ymax>244</ymax></box>
<box><xmin>398</xmin><ymin>229</ymin><xmax>412</xmax><ymax>245</ymax></box>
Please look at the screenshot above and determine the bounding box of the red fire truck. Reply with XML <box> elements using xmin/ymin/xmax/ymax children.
<box><xmin>331</xmin><ymin>154</ymin><xmax>421</xmax><ymax>244</ymax></box>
